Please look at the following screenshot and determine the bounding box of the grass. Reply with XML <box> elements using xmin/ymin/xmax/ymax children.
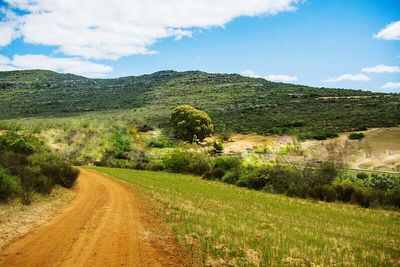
<box><xmin>89</xmin><ymin>167</ymin><xmax>400</xmax><ymax>266</ymax></box>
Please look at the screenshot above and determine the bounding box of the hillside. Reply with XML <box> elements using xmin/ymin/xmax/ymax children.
<box><xmin>1</xmin><ymin>70</ymin><xmax>400</xmax><ymax>135</ymax></box>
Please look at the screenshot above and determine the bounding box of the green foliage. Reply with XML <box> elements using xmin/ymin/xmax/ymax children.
<box><xmin>109</xmin><ymin>128</ymin><xmax>134</xmax><ymax>159</ymax></box>
<box><xmin>368</xmin><ymin>174</ymin><xmax>399</xmax><ymax>191</ymax></box>
<box><xmin>0</xmin><ymin>167</ymin><xmax>20</xmax><ymax>202</ymax></box>
<box><xmin>356</xmin><ymin>172</ymin><xmax>369</xmax><ymax>180</ymax></box>
<box><xmin>348</xmin><ymin>132</ymin><xmax>365</xmax><ymax>140</ymax></box>
<box><xmin>0</xmin><ymin>130</ymin><xmax>78</xmax><ymax>204</ymax></box>
<box><xmin>146</xmin><ymin>135</ymin><xmax>171</xmax><ymax>148</ymax></box>
<box><xmin>163</xmin><ymin>147</ymin><xmax>212</xmax><ymax>175</ymax></box>
<box><xmin>0</xmin><ymin>131</ymin><xmax>43</xmax><ymax>155</ymax></box>
<box><xmin>1</xmin><ymin>70</ymin><xmax>400</xmax><ymax>138</ymax></box>
<box><xmin>146</xmin><ymin>160</ymin><xmax>166</xmax><ymax>171</ymax></box>
<box><xmin>214</xmin><ymin>156</ymin><xmax>242</xmax><ymax>172</ymax></box>
<box><xmin>171</xmin><ymin>105</ymin><xmax>214</xmax><ymax>142</ymax></box>
<box><xmin>212</xmin><ymin>140</ymin><xmax>224</xmax><ymax>153</ymax></box>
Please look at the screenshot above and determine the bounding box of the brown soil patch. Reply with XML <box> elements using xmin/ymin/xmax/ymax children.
<box><xmin>0</xmin><ymin>186</ymin><xmax>74</xmax><ymax>250</ymax></box>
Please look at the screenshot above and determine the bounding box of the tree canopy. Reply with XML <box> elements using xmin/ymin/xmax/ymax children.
<box><xmin>171</xmin><ymin>105</ymin><xmax>214</xmax><ymax>142</ymax></box>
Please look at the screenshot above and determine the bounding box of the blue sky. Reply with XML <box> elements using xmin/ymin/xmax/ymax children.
<box><xmin>0</xmin><ymin>0</ymin><xmax>399</xmax><ymax>92</ymax></box>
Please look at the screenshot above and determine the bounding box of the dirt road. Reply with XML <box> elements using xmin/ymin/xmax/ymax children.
<box><xmin>0</xmin><ymin>169</ymin><xmax>189</xmax><ymax>267</ymax></box>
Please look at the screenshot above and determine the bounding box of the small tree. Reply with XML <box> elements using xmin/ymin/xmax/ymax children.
<box><xmin>171</xmin><ymin>105</ymin><xmax>214</xmax><ymax>143</ymax></box>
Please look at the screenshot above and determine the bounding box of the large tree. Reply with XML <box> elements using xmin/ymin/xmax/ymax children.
<box><xmin>171</xmin><ymin>105</ymin><xmax>214</xmax><ymax>143</ymax></box>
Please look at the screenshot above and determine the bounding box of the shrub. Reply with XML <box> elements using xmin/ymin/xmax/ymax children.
<box><xmin>146</xmin><ymin>160</ymin><xmax>166</xmax><ymax>171</ymax></box>
<box><xmin>386</xmin><ymin>189</ymin><xmax>400</xmax><ymax>208</ymax></box>
<box><xmin>211</xmin><ymin>167</ymin><xmax>225</xmax><ymax>179</ymax></box>
<box><xmin>351</xmin><ymin>188</ymin><xmax>381</xmax><ymax>208</ymax></box>
<box><xmin>335</xmin><ymin>183</ymin><xmax>355</xmax><ymax>202</ymax></box>
<box><xmin>202</xmin><ymin>171</ymin><xmax>214</xmax><ymax>180</ymax></box>
<box><xmin>310</xmin><ymin>185</ymin><xmax>337</xmax><ymax>202</ymax></box>
<box><xmin>314</xmin><ymin>162</ymin><xmax>339</xmax><ymax>186</ymax></box>
<box><xmin>356</xmin><ymin>172</ymin><xmax>369</xmax><ymax>180</ymax></box>
<box><xmin>214</xmin><ymin>156</ymin><xmax>241</xmax><ymax>172</ymax></box>
<box><xmin>163</xmin><ymin>148</ymin><xmax>212</xmax><ymax>175</ymax></box>
<box><xmin>212</xmin><ymin>141</ymin><xmax>224</xmax><ymax>153</ymax></box>
<box><xmin>368</xmin><ymin>174</ymin><xmax>399</xmax><ymax>191</ymax></box>
<box><xmin>235</xmin><ymin>179</ymin><xmax>249</xmax><ymax>187</ymax></box>
<box><xmin>0</xmin><ymin>132</ymin><xmax>43</xmax><ymax>155</ymax></box>
<box><xmin>147</xmin><ymin>135</ymin><xmax>171</xmax><ymax>148</ymax></box>
<box><xmin>348</xmin><ymin>133</ymin><xmax>365</xmax><ymax>140</ymax></box>
<box><xmin>0</xmin><ymin>168</ymin><xmax>20</xmax><ymax>203</ymax></box>
<box><xmin>221</xmin><ymin>172</ymin><xmax>240</xmax><ymax>184</ymax></box>
<box><xmin>28</xmin><ymin>152</ymin><xmax>79</xmax><ymax>189</ymax></box>
<box><xmin>58</xmin><ymin>167</ymin><xmax>79</xmax><ymax>188</ymax></box>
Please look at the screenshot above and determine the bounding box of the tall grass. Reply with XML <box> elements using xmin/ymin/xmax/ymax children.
<box><xmin>90</xmin><ymin>167</ymin><xmax>400</xmax><ymax>266</ymax></box>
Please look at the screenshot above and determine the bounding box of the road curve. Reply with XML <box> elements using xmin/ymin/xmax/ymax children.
<box><xmin>0</xmin><ymin>169</ymin><xmax>189</xmax><ymax>267</ymax></box>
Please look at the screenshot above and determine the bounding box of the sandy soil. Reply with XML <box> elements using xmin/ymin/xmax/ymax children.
<box><xmin>0</xmin><ymin>186</ymin><xmax>74</xmax><ymax>251</ymax></box>
<box><xmin>223</xmin><ymin>134</ymin><xmax>280</xmax><ymax>154</ymax></box>
<box><xmin>0</xmin><ymin>169</ymin><xmax>190</xmax><ymax>267</ymax></box>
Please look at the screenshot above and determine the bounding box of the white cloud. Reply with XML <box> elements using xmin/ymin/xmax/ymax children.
<box><xmin>374</xmin><ymin>21</ymin><xmax>400</xmax><ymax>40</ymax></box>
<box><xmin>265</xmin><ymin>74</ymin><xmax>298</xmax><ymax>82</ymax></box>
<box><xmin>324</xmin><ymin>74</ymin><xmax>370</xmax><ymax>83</ymax></box>
<box><xmin>0</xmin><ymin>54</ymin><xmax>113</xmax><ymax>77</ymax></box>
<box><xmin>0</xmin><ymin>0</ymin><xmax>302</xmax><ymax>60</ymax></box>
<box><xmin>380</xmin><ymin>82</ymin><xmax>400</xmax><ymax>90</ymax></box>
<box><xmin>362</xmin><ymin>64</ymin><xmax>400</xmax><ymax>73</ymax></box>
<box><xmin>241</xmin><ymin>69</ymin><xmax>262</xmax><ymax>78</ymax></box>
<box><xmin>0</xmin><ymin>8</ymin><xmax>21</xmax><ymax>46</ymax></box>
<box><xmin>241</xmin><ymin>69</ymin><xmax>298</xmax><ymax>82</ymax></box>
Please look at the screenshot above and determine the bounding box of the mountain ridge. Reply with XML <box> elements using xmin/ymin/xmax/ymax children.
<box><xmin>1</xmin><ymin>69</ymin><xmax>399</xmax><ymax>136</ymax></box>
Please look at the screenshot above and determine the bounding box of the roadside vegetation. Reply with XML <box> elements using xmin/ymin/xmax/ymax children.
<box><xmin>0</xmin><ymin>126</ymin><xmax>79</xmax><ymax>204</ymax></box>
<box><xmin>90</xmin><ymin>167</ymin><xmax>400</xmax><ymax>266</ymax></box>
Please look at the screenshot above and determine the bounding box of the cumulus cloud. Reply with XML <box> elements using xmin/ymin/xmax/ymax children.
<box><xmin>0</xmin><ymin>8</ymin><xmax>21</xmax><ymax>46</ymax></box>
<box><xmin>241</xmin><ymin>69</ymin><xmax>298</xmax><ymax>82</ymax></box>
<box><xmin>265</xmin><ymin>74</ymin><xmax>298</xmax><ymax>82</ymax></box>
<box><xmin>323</xmin><ymin>74</ymin><xmax>370</xmax><ymax>83</ymax></box>
<box><xmin>0</xmin><ymin>54</ymin><xmax>113</xmax><ymax>77</ymax></box>
<box><xmin>380</xmin><ymin>82</ymin><xmax>400</xmax><ymax>91</ymax></box>
<box><xmin>374</xmin><ymin>21</ymin><xmax>400</xmax><ymax>40</ymax></box>
<box><xmin>0</xmin><ymin>0</ymin><xmax>302</xmax><ymax>60</ymax></box>
<box><xmin>362</xmin><ymin>64</ymin><xmax>400</xmax><ymax>73</ymax></box>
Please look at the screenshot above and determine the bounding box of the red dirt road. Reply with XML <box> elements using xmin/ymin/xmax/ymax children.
<box><xmin>0</xmin><ymin>169</ymin><xmax>189</xmax><ymax>267</ymax></box>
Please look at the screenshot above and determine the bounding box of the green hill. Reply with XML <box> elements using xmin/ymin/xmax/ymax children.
<box><xmin>1</xmin><ymin>69</ymin><xmax>399</xmax><ymax>135</ymax></box>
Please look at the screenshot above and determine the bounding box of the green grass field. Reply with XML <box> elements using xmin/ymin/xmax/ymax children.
<box><xmin>89</xmin><ymin>167</ymin><xmax>400</xmax><ymax>266</ymax></box>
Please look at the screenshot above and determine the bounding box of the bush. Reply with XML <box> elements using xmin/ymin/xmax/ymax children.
<box><xmin>348</xmin><ymin>133</ymin><xmax>365</xmax><ymax>140</ymax></box>
<box><xmin>386</xmin><ymin>189</ymin><xmax>400</xmax><ymax>208</ymax></box>
<box><xmin>0</xmin><ymin>168</ymin><xmax>20</xmax><ymax>203</ymax></box>
<box><xmin>214</xmin><ymin>156</ymin><xmax>242</xmax><ymax>172</ymax></box>
<box><xmin>368</xmin><ymin>174</ymin><xmax>399</xmax><ymax>191</ymax></box>
<box><xmin>310</xmin><ymin>185</ymin><xmax>337</xmax><ymax>202</ymax></box>
<box><xmin>356</xmin><ymin>172</ymin><xmax>369</xmax><ymax>180</ymax></box>
<box><xmin>235</xmin><ymin>179</ymin><xmax>249</xmax><ymax>187</ymax></box>
<box><xmin>146</xmin><ymin>160</ymin><xmax>166</xmax><ymax>171</ymax></box>
<box><xmin>351</xmin><ymin>188</ymin><xmax>381</xmax><ymax>208</ymax></box>
<box><xmin>221</xmin><ymin>172</ymin><xmax>240</xmax><ymax>184</ymax></box>
<box><xmin>212</xmin><ymin>141</ymin><xmax>224</xmax><ymax>153</ymax></box>
<box><xmin>163</xmin><ymin>148</ymin><xmax>212</xmax><ymax>175</ymax></box>
<box><xmin>147</xmin><ymin>135</ymin><xmax>171</xmax><ymax>148</ymax></box>
<box><xmin>211</xmin><ymin>167</ymin><xmax>225</xmax><ymax>179</ymax></box>
<box><xmin>0</xmin><ymin>132</ymin><xmax>43</xmax><ymax>155</ymax></box>
<box><xmin>335</xmin><ymin>183</ymin><xmax>355</xmax><ymax>202</ymax></box>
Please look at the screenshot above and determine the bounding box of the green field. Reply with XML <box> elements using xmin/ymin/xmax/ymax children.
<box><xmin>89</xmin><ymin>167</ymin><xmax>400</xmax><ymax>266</ymax></box>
